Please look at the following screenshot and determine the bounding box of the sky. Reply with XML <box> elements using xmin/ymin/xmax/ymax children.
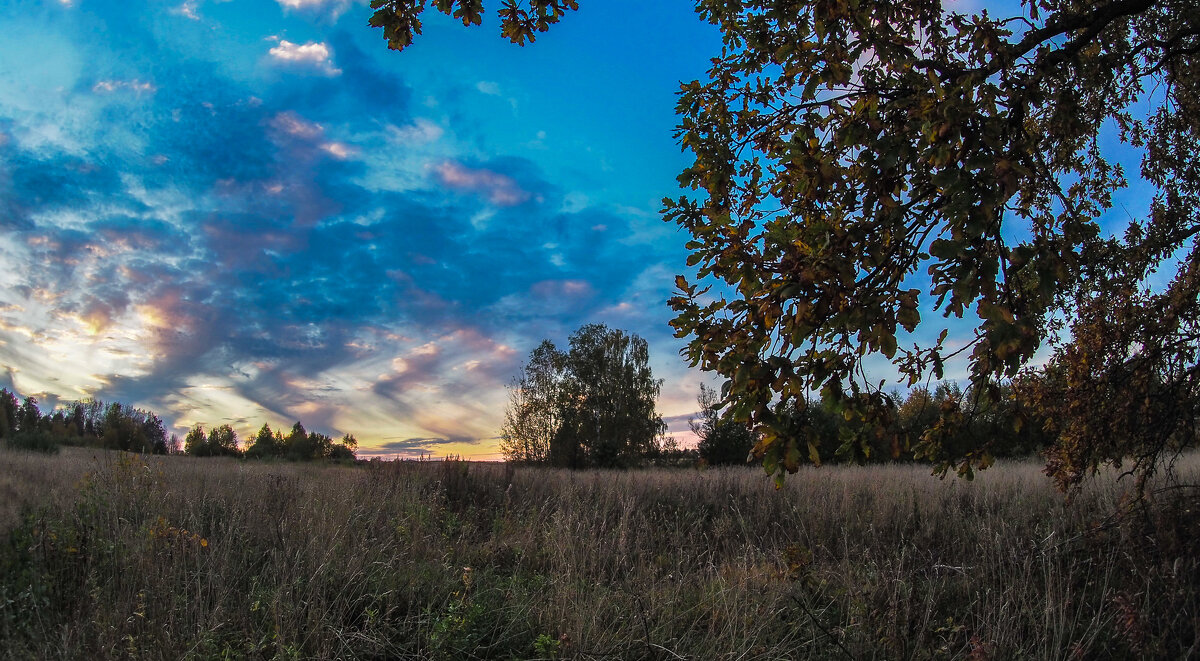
<box><xmin>0</xmin><ymin>0</ymin><xmax>733</xmax><ymax>458</ymax></box>
<box><xmin>0</xmin><ymin>0</ymin><xmax>1160</xmax><ymax>459</ymax></box>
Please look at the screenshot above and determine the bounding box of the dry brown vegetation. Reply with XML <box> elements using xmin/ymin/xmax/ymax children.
<box><xmin>1</xmin><ymin>447</ymin><xmax>1197</xmax><ymax>659</ymax></box>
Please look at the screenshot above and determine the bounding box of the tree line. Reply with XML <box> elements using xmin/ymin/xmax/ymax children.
<box><xmin>0</xmin><ymin>389</ymin><xmax>169</xmax><ymax>454</ymax></box>
<box><xmin>0</xmin><ymin>388</ymin><xmax>357</xmax><ymax>462</ymax></box>
<box><xmin>692</xmin><ymin>379</ymin><xmax>1056</xmax><ymax>472</ymax></box>
<box><xmin>183</xmin><ymin>421</ymin><xmax>358</xmax><ymax>461</ymax></box>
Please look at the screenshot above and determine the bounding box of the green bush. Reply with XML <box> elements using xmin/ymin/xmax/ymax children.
<box><xmin>4</xmin><ymin>430</ymin><xmax>59</xmax><ymax>454</ymax></box>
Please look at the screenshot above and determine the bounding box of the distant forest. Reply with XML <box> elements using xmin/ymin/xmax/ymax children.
<box><xmin>1</xmin><ymin>378</ymin><xmax>1057</xmax><ymax>470</ymax></box>
<box><xmin>675</xmin><ymin>379</ymin><xmax>1055</xmax><ymax>475</ymax></box>
<box><xmin>0</xmin><ymin>388</ymin><xmax>356</xmax><ymax>462</ymax></box>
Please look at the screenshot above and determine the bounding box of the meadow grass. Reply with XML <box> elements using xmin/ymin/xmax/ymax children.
<box><xmin>1</xmin><ymin>447</ymin><xmax>1196</xmax><ymax>659</ymax></box>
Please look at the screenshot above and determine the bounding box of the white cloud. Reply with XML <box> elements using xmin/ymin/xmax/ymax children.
<box><xmin>475</xmin><ymin>81</ymin><xmax>520</xmax><ymax>112</ymax></box>
<box><xmin>268</xmin><ymin>40</ymin><xmax>341</xmax><ymax>76</ymax></box>
<box><xmin>560</xmin><ymin>191</ymin><xmax>589</xmax><ymax>214</ymax></box>
<box><xmin>92</xmin><ymin>79</ymin><xmax>156</xmax><ymax>94</ymax></box>
<box><xmin>475</xmin><ymin>81</ymin><xmax>501</xmax><ymax>96</ymax></box>
<box><xmin>387</xmin><ymin>118</ymin><xmax>444</xmax><ymax>145</ymax></box>
<box><xmin>319</xmin><ymin>141</ymin><xmax>356</xmax><ymax>160</ymax></box>
<box><xmin>274</xmin><ymin>0</ymin><xmax>352</xmax><ymax>19</ymax></box>
<box><xmin>173</xmin><ymin>1</ymin><xmax>200</xmax><ymax>20</ymax></box>
<box><xmin>276</xmin><ymin>0</ymin><xmax>337</xmax><ymax>8</ymax></box>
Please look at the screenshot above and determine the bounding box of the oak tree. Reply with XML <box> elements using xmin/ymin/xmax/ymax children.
<box><xmin>663</xmin><ymin>0</ymin><xmax>1199</xmax><ymax>489</ymax></box>
<box><xmin>369</xmin><ymin>0</ymin><xmax>577</xmax><ymax>51</ymax></box>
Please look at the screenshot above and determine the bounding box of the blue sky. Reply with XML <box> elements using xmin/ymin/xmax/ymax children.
<box><xmin>0</xmin><ymin>0</ymin><xmax>729</xmax><ymax>457</ymax></box>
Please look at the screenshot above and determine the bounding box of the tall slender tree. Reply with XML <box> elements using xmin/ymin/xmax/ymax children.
<box><xmin>692</xmin><ymin>383</ymin><xmax>757</xmax><ymax>467</ymax></box>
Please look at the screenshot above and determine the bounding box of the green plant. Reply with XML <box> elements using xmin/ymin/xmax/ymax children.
<box><xmin>532</xmin><ymin>632</ymin><xmax>560</xmax><ymax>658</ymax></box>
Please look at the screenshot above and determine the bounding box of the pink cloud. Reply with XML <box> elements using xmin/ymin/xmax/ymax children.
<box><xmin>433</xmin><ymin>161</ymin><xmax>530</xmax><ymax>207</ymax></box>
<box><xmin>530</xmin><ymin>279</ymin><xmax>594</xmax><ymax>299</ymax></box>
<box><xmin>268</xmin><ymin>111</ymin><xmax>357</xmax><ymax>160</ymax></box>
<box><xmin>270</xmin><ymin>111</ymin><xmax>323</xmax><ymax>139</ymax></box>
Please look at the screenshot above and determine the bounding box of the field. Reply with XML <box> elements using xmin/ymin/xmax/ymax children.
<box><xmin>1</xmin><ymin>448</ymin><xmax>1197</xmax><ymax>660</ymax></box>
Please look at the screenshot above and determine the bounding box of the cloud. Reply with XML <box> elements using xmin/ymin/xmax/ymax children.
<box><xmin>172</xmin><ymin>1</ymin><xmax>200</xmax><ymax>20</ymax></box>
<box><xmin>369</xmin><ymin>436</ymin><xmax>474</xmax><ymax>456</ymax></box>
<box><xmin>530</xmin><ymin>279</ymin><xmax>593</xmax><ymax>299</ymax></box>
<box><xmin>274</xmin><ymin>0</ymin><xmax>350</xmax><ymax>17</ymax></box>
<box><xmin>268</xmin><ymin>40</ymin><xmax>341</xmax><ymax>76</ymax></box>
<box><xmin>373</xmin><ymin>328</ymin><xmax>519</xmax><ymax>398</ymax></box>
<box><xmin>473</xmin><ymin>80</ymin><xmax>518</xmax><ymax>111</ymax></box>
<box><xmin>388</xmin><ymin>118</ymin><xmax>444</xmax><ymax>145</ymax></box>
<box><xmin>599</xmin><ymin>301</ymin><xmax>636</xmax><ymax>316</ymax></box>
<box><xmin>433</xmin><ymin>160</ymin><xmax>531</xmax><ymax>206</ymax></box>
<box><xmin>319</xmin><ymin>141</ymin><xmax>356</xmax><ymax>159</ymax></box>
<box><xmin>267</xmin><ymin>111</ymin><xmax>356</xmax><ymax>160</ymax></box>
<box><xmin>270</xmin><ymin>111</ymin><xmax>323</xmax><ymax>140</ymax></box>
<box><xmin>92</xmin><ymin>79</ymin><xmax>156</xmax><ymax>94</ymax></box>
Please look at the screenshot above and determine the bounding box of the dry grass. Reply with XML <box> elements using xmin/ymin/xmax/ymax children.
<box><xmin>1</xmin><ymin>448</ymin><xmax>1197</xmax><ymax>659</ymax></box>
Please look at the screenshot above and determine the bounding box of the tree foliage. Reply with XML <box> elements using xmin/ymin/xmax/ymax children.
<box><xmin>660</xmin><ymin>0</ymin><xmax>1199</xmax><ymax>490</ymax></box>
<box><xmin>183</xmin><ymin>424</ymin><xmax>241</xmax><ymax>457</ymax></box>
<box><xmin>184</xmin><ymin>420</ymin><xmax>358</xmax><ymax>461</ymax></box>
<box><xmin>1013</xmin><ymin>286</ymin><xmax>1200</xmax><ymax>492</ymax></box>
<box><xmin>692</xmin><ymin>383</ymin><xmax>757</xmax><ymax>466</ymax></box>
<box><xmin>500</xmin><ymin>324</ymin><xmax>666</xmax><ymax>468</ymax></box>
<box><xmin>498</xmin><ymin>341</ymin><xmax>561</xmax><ymax>464</ymax></box>
<box><xmin>369</xmin><ymin>0</ymin><xmax>577</xmax><ymax>51</ymax></box>
<box><xmin>244</xmin><ymin>423</ymin><xmax>280</xmax><ymax>459</ymax></box>
<box><xmin>0</xmin><ymin>390</ymin><xmax>171</xmax><ymax>454</ymax></box>
<box><xmin>98</xmin><ymin>402</ymin><xmax>169</xmax><ymax>454</ymax></box>
<box><xmin>1</xmin><ymin>395</ymin><xmax>55</xmax><ymax>453</ymax></box>
<box><xmin>0</xmin><ymin>389</ymin><xmax>16</xmax><ymax>439</ymax></box>
<box><xmin>689</xmin><ymin>377</ymin><xmax>1055</xmax><ymax>471</ymax></box>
